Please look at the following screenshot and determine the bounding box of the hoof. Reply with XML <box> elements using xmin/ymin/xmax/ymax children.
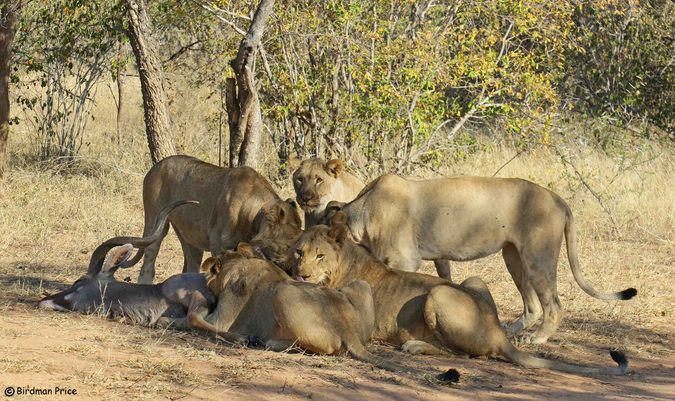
<box><xmin>504</xmin><ymin>320</ymin><xmax>525</xmax><ymax>335</ymax></box>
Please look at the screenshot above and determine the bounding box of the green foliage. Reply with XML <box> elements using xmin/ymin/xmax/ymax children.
<box><xmin>10</xmin><ymin>0</ymin><xmax>673</xmax><ymax>169</ymax></box>
<box><xmin>256</xmin><ymin>0</ymin><xmax>578</xmax><ymax>171</ymax></box>
<box><xmin>563</xmin><ymin>0</ymin><xmax>674</xmax><ymax>133</ymax></box>
<box><xmin>13</xmin><ymin>0</ymin><xmax>123</xmax><ymax>160</ymax></box>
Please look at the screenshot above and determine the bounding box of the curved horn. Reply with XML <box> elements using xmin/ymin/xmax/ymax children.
<box><xmin>86</xmin><ymin>200</ymin><xmax>199</xmax><ymax>276</ymax></box>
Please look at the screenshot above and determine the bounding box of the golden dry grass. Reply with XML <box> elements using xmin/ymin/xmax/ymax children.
<box><xmin>0</xmin><ymin>77</ymin><xmax>673</xmax><ymax>400</ymax></box>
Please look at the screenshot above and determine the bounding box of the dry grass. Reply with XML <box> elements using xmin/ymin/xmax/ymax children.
<box><xmin>0</xmin><ymin>78</ymin><xmax>673</xmax><ymax>400</ymax></box>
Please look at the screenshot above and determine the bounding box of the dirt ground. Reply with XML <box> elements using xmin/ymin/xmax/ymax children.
<box><xmin>1</xmin><ymin>237</ymin><xmax>673</xmax><ymax>401</ymax></box>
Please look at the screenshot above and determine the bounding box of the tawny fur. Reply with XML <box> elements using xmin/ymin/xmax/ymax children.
<box><xmin>138</xmin><ymin>155</ymin><xmax>302</xmax><ymax>283</ymax></box>
<box><xmin>187</xmin><ymin>243</ymin><xmax>402</xmax><ymax>372</ymax></box>
<box><xmin>291</xmin><ymin>224</ymin><xmax>629</xmax><ymax>375</ymax></box>
<box><xmin>322</xmin><ymin>174</ymin><xmax>636</xmax><ymax>343</ymax></box>
<box><xmin>290</xmin><ymin>157</ymin><xmax>364</xmax><ymax>228</ymax></box>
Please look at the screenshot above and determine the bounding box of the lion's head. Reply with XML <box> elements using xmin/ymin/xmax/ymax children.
<box><xmin>250</xmin><ymin>198</ymin><xmax>303</xmax><ymax>267</ymax></box>
<box><xmin>200</xmin><ymin>242</ymin><xmax>262</xmax><ymax>295</ymax></box>
<box><xmin>289</xmin><ymin>223</ymin><xmax>350</xmax><ymax>286</ymax></box>
<box><xmin>291</xmin><ymin>158</ymin><xmax>345</xmax><ymax>212</ymax></box>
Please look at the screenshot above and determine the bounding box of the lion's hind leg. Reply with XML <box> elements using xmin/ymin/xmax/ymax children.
<box><xmin>459</xmin><ymin>276</ymin><xmax>498</xmax><ymax>315</ymax></box>
<box><xmin>423</xmin><ymin>284</ymin><xmax>505</xmax><ymax>358</ymax></box>
<box><xmin>272</xmin><ymin>284</ymin><xmax>344</xmax><ymax>355</ymax></box>
<box><xmin>502</xmin><ymin>243</ymin><xmax>543</xmax><ymax>335</ymax></box>
<box><xmin>517</xmin><ymin>238</ymin><xmax>564</xmax><ymax>345</ymax></box>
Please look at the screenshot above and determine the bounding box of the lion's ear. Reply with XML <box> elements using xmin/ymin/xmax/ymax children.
<box><xmin>253</xmin><ymin>199</ymin><xmax>279</xmax><ymax>231</ymax></box>
<box><xmin>324</xmin><ymin>159</ymin><xmax>344</xmax><ymax>177</ymax></box>
<box><xmin>285</xmin><ymin>197</ymin><xmax>299</xmax><ymax>210</ymax></box>
<box><xmin>201</xmin><ymin>256</ymin><xmax>222</xmax><ymax>276</ymax></box>
<box><xmin>288</xmin><ymin>156</ymin><xmax>301</xmax><ymax>172</ymax></box>
<box><xmin>324</xmin><ymin>201</ymin><xmax>345</xmax><ymax>225</ymax></box>
<box><xmin>236</xmin><ymin>242</ymin><xmax>257</xmax><ymax>258</ymax></box>
<box><xmin>266</xmin><ymin>202</ymin><xmax>287</xmax><ymax>224</ymax></box>
<box><xmin>284</xmin><ymin>198</ymin><xmax>303</xmax><ymax>226</ymax></box>
<box><xmin>326</xmin><ymin>200</ymin><xmax>344</xmax><ymax>212</ymax></box>
<box><xmin>328</xmin><ymin>223</ymin><xmax>349</xmax><ymax>246</ymax></box>
<box><xmin>329</xmin><ymin>210</ymin><xmax>348</xmax><ymax>226</ymax></box>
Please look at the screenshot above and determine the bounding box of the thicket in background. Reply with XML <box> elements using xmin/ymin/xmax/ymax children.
<box><xmin>5</xmin><ymin>0</ymin><xmax>674</xmax><ymax>175</ymax></box>
<box><xmin>11</xmin><ymin>1</ymin><xmax>121</xmax><ymax>162</ymax></box>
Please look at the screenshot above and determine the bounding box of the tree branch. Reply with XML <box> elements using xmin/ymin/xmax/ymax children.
<box><xmin>190</xmin><ymin>0</ymin><xmax>246</xmax><ymax>36</ymax></box>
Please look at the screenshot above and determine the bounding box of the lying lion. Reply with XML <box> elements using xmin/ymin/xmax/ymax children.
<box><xmin>139</xmin><ymin>155</ymin><xmax>302</xmax><ymax>283</ymax></box>
<box><xmin>185</xmin><ymin>243</ymin><xmax>402</xmax><ymax>372</ymax></box>
<box><xmin>323</xmin><ymin>174</ymin><xmax>637</xmax><ymax>344</ymax></box>
<box><xmin>290</xmin><ymin>223</ymin><xmax>629</xmax><ymax>375</ymax></box>
<box><xmin>290</xmin><ymin>157</ymin><xmax>364</xmax><ymax>227</ymax></box>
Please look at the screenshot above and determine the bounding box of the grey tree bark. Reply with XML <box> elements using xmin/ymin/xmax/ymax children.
<box><xmin>0</xmin><ymin>0</ymin><xmax>20</xmax><ymax>180</ymax></box>
<box><xmin>125</xmin><ymin>0</ymin><xmax>176</xmax><ymax>164</ymax></box>
<box><xmin>227</xmin><ymin>0</ymin><xmax>275</xmax><ymax>168</ymax></box>
<box><xmin>115</xmin><ymin>42</ymin><xmax>126</xmax><ymax>145</ymax></box>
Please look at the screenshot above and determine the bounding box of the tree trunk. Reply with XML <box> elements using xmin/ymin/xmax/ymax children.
<box><xmin>115</xmin><ymin>42</ymin><xmax>126</xmax><ymax>145</ymax></box>
<box><xmin>124</xmin><ymin>0</ymin><xmax>175</xmax><ymax>164</ymax></box>
<box><xmin>225</xmin><ymin>77</ymin><xmax>240</xmax><ymax>166</ymax></box>
<box><xmin>0</xmin><ymin>1</ymin><xmax>20</xmax><ymax>180</ymax></box>
<box><xmin>226</xmin><ymin>0</ymin><xmax>275</xmax><ymax>168</ymax></box>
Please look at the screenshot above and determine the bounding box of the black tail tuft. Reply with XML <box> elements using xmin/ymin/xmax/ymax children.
<box><xmin>437</xmin><ymin>368</ymin><xmax>460</xmax><ymax>383</ymax></box>
<box><xmin>609</xmin><ymin>349</ymin><xmax>628</xmax><ymax>371</ymax></box>
<box><xmin>621</xmin><ymin>288</ymin><xmax>637</xmax><ymax>300</ymax></box>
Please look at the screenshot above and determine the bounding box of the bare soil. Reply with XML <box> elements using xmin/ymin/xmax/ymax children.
<box><xmin>1</xmin><ymin>239</ymin><xmax>673</xmax><ymax>401</ymax></box>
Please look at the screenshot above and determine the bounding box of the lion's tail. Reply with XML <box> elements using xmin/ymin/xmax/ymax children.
<box><xmin>503</xmin><ymin>343</ymin><xmax>629</xmax><ymax>375</ymax></box>
<box><xmin>346</xmin><ymin>343</ymin><xmax>405</xmax><ymax>372</ymax></box>
<box><xmin>564</xmin><ymin>209</ymin><xmax>637</xmax><ymax>301</ymax></box>
<box><xmin>347</xmin><ymin>344</ymin><xmax>461</xmax><ymax>383</ymax></box>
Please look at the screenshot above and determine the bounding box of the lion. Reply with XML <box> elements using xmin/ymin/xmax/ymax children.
<box><xmin>184</xmin><ymin>242</ymin><xmax>402</xmax><ymax>372</ymax></box>
<box><xmin>290</xmin><ymin>157</ymin><xmax>364</xmax><ymax>227</ymax></box>
<box><xmin>138</xmin><ymin>155</ymin><xmax>303</xmax><ymax>284</ymax></box>
<box><xmin>322</xmin><ymin>174</ymin><xmax>637</xmax><ymax>344</ymax></box>
<box><xmin>290</xmin><ymin>223</ymin><xmax>630</xmax><ymax>375</ymax></box>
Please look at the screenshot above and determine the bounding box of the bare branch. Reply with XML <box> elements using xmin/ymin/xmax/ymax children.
<box><xmin>190</xmin><ymin>0</ymin><xmax>246</xmax><ymax>36</ymax></box>
<box><xmin>165</xmin><ymin>39</ymin><xmax>205</xmax><ymax>63</ymax></box>
<box><xmin>554</xmin><ymin>147</ymin><xmax>619</xmax><ymax>231</ymax></box>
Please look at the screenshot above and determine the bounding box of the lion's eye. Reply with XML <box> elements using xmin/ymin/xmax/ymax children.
<box><xmin>316</xmin><ymin>178</ymin><xmax>323</xmax><ymax>185</ymax></box>
<box><xmin>295</xmin><ymin>248</ymin><xmax>303</xmax><ymax>258</ymax></box>
<box><xmin>316</xmin><ymin>254</ymin><xmax>324</xmax><ymax>261</ymax></box>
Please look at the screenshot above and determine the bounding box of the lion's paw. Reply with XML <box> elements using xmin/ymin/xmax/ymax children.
<box><xmin>516</xmin><ymin>333</ymin><xmax>548</xmax><ymax>345</ymax></box>
<box><xmin>401</xmin><ymin>340</ymin><xmax>435</xmax><ymax>355</ymax></box>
